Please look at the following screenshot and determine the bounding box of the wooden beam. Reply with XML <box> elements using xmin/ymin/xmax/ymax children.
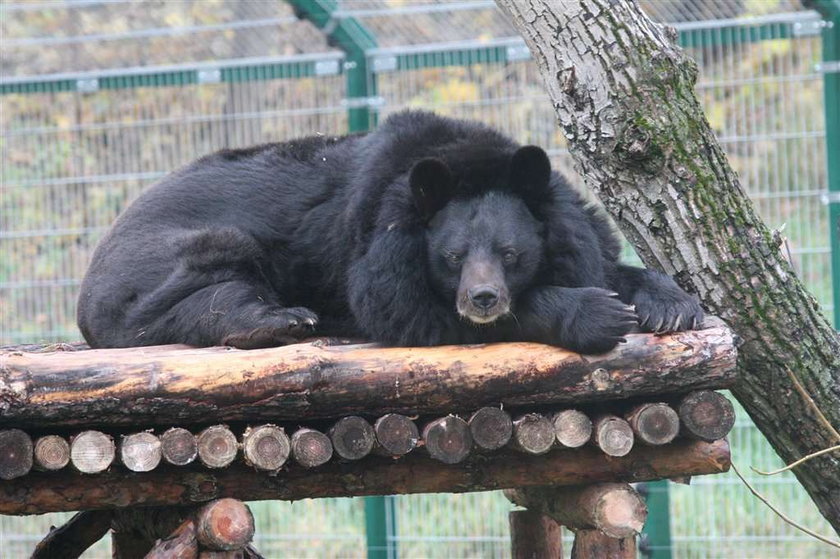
<box><xmin>0</xmin><ymin>439</ymin><xmax>730</xmax><ymax>515</ymax></box>
<box><xmin>509</xmin><ymin>509</ymin><xmax>562</xmax><ymax>558</ymax></box>
<box><xmin>0</xmin><ymin>323</ymin><xmax>736</xmax><ymax>429</ymax></box>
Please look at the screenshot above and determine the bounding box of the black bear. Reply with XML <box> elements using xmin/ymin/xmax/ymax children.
<box><xmin>77</xmin><ymin>110</ymin><xmax>703</xmax><ymax>353</ymax></box>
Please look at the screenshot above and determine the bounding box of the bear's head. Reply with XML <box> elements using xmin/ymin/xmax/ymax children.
<box><xmin>411</xmin><ymin>145</ymin><xmax>551</xmax><ymax>325</ymax></box>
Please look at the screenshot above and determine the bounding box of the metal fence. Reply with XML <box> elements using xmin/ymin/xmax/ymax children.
<box><xmin>1</xmin><ymin>1</ymin><xmax>838</xmax><ymax>557</ymax></box>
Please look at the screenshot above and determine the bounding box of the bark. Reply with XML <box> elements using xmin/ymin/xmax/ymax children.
<box><xmin>506</xmin><ymin>483</ymin><xmax>647</xmax><ymax>538</ymax></box>
<box><xmin>494</xmin><ymin>0</ymin><xmax>840</xmax><ymax>530</ymax></box>
<box><xmin>0</xmin><ymin>439</ymin><xmax>730</xmax><ymax>515</ymax></box>
<box><xmin>31</xmin><ymin>510</ymin><xmax>113</xmax><ymax>559</ymax></box>
<box><xmin>0</xmin><ymin>324</ymin><xmax>736</xmax><ymax>428</ymax></box>
<box><xmin>571</xmin><ymin>531</ymin><xmax>637</xmax><ymax>559</ymax></box>
<box><xmin>509</xmin><ymin>509</ymin><xmax>563</xmax><ymax>558</ymax></box>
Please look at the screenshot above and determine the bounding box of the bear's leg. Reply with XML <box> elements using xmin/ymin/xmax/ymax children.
<box><xmin>131</xmin><ymin>280</ymin><xmax>317</xmax><ymax>348</ymax></box>
<box><xmin>121</xmin><ymin>227</ymin><xmax>318</xmax><ymax>348</ymax></box>
<box><xmin>608</xmin><ymin>264</ymin><xmax>704</xmax><ymax>333</ymax></box>
<box><xmin>510</xmin><ymin>286</ymin><xmax>638</xmax><ymax>354</ymax></box>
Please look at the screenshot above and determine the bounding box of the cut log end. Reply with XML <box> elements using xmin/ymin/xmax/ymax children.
<box><xmin>120</xmin><ymin>432</ymin><xmax>162</xmax><ymax>472</ymax></box>
<box><xmin>469</xmin><ymin>407</ymin><xmax>513</xmax><ymax>450</ymax></box>
<box><xmin>552</xmin><ymin>410</ymin><xmax>593</xmax><ymax>449</ymax></box>
<box><xmin>34</xmin><ymin>435</ymin><xmax>70</xmax><ymax>472</ymax></box>
<box><xmin>678</xmin><ymin>390</ymin><xmax>736</xmax><ymax>441</ymax></box>
<box><xmin>70</xmin><ymin>431</ymin><xmax>115</xmax><ymax>474</ymax></box>
<box><xmin>593</xmin><ymin>416</ymin><xmax>635</xmax><ymax>457</ymax></box>
<box><xmin>422</xmin><ymin>416</ymin><xmax>472</xmax><ymax>464</ymax></box>
<box><xmin>328</xmin><ymin>416</ymin><xmax>375</xmax><ymax>460</ymax></box>
<box><xmin>512</xmin><ymin>413</ymin><xmax>555</xmax><ymax>455</ymax></box>
<box><xmin>290</xmin><ymin>428</ymin><xmax>333</xmax><ymax>468</ymax></box>
<box><xmin>196</xmin><ymin>498</ymin><xmax>255</xmax><ymax>551</ymax></box>
<box><xmin>197</xmin><ymin>426</ymin><xmax>239</xmax><ymax>469</ymax></box>
<box><xmin>161</xmin><ymin>427</ymin><xmax>198</xmax><ymax>466</ymax></box>
<box><xmin>374</xmin><ymin>414</ymin><xmax>419</xmax><ymax>456</ymax></box>
<box><xmin>242</xmin><ymin>425</ymin><xmax>290</xmax><ymax>471</ymax></box>
<box><xmin>0</xmin><ymin>429</ymin><xmax>33</xmax><ymax>480</ymax></box>
<box><xmin>592</xmin><ymin>485</ymin><xmax>648</xmax><ymax>538</ymax></box>
<box><xmin>625</xmin><ymin>403</ymin><xmax>680</xmax><ymax>446</ymax></box>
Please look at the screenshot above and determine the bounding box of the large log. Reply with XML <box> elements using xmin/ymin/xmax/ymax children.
<box><xmin>0</xmin><ymin>323</ymin><xmax>736</xmax><ymax>428</ymax></box>
<box><xmin>0</xmin><ymin>439</ymin><xmax>730</xmax><ymax>515</ymax></box>
<box><xmin>506</xmin><ymin>483</ymin><xmax>647</xmax><ymax>538</ymax></box>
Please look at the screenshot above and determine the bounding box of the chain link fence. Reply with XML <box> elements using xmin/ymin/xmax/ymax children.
<box><xmin>1</xmin><ymin>1</ymin><xmax>837</xmax><ymax>557</ymax></box>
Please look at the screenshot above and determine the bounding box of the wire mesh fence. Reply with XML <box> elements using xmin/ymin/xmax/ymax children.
<box><xmin>1</xmin><ymin>1</ymin><xmax>837</xmax><ymax>557</ymax></box>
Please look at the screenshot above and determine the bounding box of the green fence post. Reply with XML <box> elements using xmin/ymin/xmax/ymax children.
<box><xmin>810</xmin><ymin>0</ymin><xmax>840</xmax><ymax>328</ymax></box>
<box><xmin>286</xmin><ymin>0</ymin><xmax>377</xmax><ymax>131</ymax></box>
<box><xmin>641</xmin><ymin>480</ymin><xmax>673</xmax><ymax>558</ymax></box>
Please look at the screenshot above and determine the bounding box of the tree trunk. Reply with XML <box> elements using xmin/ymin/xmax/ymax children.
<box><xmin>0</xmin><ymin>324</ymin><xmax>735</xmax><ymax>428</ymax></box>
<box><xmin>494</xmin><ymin>0</ymin><xmax>840</xmax><ymax>531</ymax></box>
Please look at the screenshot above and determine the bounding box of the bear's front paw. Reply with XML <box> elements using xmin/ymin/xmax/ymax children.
<box><xmin>560</xmin><ymin>288</ymin><xmax>638</xmax><ymax>354</ymax></box>
<box><xmin>222</xmin><ymin>307</ymin><xmax>319</xmax><ymax>349</ymax></box>
<box><xmin>634</xmin><ymin>287</ymin><xmax>704</xmax><ymax>334</ymax></box>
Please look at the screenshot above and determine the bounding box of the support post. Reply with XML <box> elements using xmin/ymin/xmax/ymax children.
<box><xmin>810</xmin><ymin>0</ymin><xmax>840</xmax><ymax>327</ymax></box>
<box><xmin>287</xmin><ymin>0</ymin><xmax>378</xmax><ymax>132</ymax></box>
<box><xmin>509</xmin><ymin>509</ymin><xmax>562</xmax><ymax>558</ymax></box>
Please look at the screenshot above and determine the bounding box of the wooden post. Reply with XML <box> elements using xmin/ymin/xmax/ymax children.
<box><xmin>509</xmin><ymin>509</ymin><xmax>562</xmax><ymax>559</ymax></box>
<box><xmin>571</xmin><ymin>530</ymin><xmax>636</xmax><ymax>559</ymax></box>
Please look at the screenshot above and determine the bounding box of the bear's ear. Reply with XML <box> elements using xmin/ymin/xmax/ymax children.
<box><xmin>510</xmin><ymin>145</ymin><xmax>552</xmax><ymax>212</ymax></box>
<box><xmin>410</xmin><ymin>158</ymin><xmax>455</xmax><ymax>222</ymax></box>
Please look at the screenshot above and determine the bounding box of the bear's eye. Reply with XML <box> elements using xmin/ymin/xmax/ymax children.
<box><xmin>502</xmin><ymin>249</ymin><xmax>518</xmax><ymax>266</ymax></box>
<box><xmin>444</xmin><ymin>252</ymin><xmax>463</xmax><ymax>266</ymax></box>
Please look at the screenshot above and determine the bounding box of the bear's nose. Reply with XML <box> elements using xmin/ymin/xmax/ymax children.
<box><xmin>469</xmin><ymin>285</ymin><xmax>499</xmax><ymax>310</ymax></box>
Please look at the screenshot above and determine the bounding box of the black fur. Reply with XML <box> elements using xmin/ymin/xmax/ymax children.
<box><xmin>78</xmin><ymin>110</ymin><xmax>703</xmax><ymax>353</ymax></box>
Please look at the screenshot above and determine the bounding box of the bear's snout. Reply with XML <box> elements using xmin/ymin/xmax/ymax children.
<box><xmin>468</xmin><ymin>285</ymin><xmax>499</xmax><ymax>310</ymax></box>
